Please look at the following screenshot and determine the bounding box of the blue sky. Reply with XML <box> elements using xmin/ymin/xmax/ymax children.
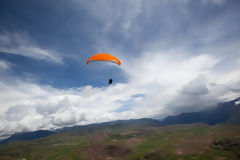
<box><xmin>0</xmin><ymin>0</ymin><xmax>240</xmax><ymax>138</ymax></box>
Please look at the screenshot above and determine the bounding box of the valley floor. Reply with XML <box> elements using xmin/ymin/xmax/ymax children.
<box><xmin>0</xmin><ymin>123</ymin><xmax>240</xmax><ymax>160</ymax></box>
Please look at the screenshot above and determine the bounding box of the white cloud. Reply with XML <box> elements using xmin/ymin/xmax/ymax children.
<box><xmin>0</xmin><ymin>77</ymin><xmax>142</xmax><ymax>138</ymax></box>
<box><xmin>0</xmin><ymin>31</ymin><xmax>63</xmax><ymax>63</ymax></box>
<box><xmin>0</xmin><ymin>60</ymin><xmax>10</xmax><ymax>70</ymax></box>
<box><xmin>235</xmin><ymin>100</ymin><xmax>240</xmax><ymax>105</ymax></box>
<box><xmin>1</xmin><ymin>49</ymin><xmax>240</xmax><ymax>138</ymax></box>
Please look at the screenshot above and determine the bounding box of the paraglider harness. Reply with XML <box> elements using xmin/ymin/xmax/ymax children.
<box><xmin>108</xmin><ymin>78</ymin><xmax>113</xmax><ymax>85</ymax></box>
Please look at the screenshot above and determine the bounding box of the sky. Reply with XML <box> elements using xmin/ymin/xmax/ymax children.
<box><xmin>0</xmin><ymin>0</ymin><xmax>240</xmax><ymax>138</ymax></box>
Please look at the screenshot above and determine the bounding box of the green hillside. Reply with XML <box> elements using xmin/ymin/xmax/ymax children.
<box><xmin>0</xmin><ymin>123</ymin><xmax>240</xmax><ymax>160</ymax></box>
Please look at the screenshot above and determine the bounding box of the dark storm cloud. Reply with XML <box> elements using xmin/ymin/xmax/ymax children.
<box><xmin>181</xmin><ymin>78</ymin><xmax>209</xmax><ymax>96</ymax></box>
<box><xmin>168</xmin><ymin>79</ymin><xmax>215</xmax><ymax>114</ymax></box>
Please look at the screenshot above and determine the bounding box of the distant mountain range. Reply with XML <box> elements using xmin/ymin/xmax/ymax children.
<box><xmin>1</xmin><ymin>97</ymin><xmax>239</xmax><ymax>144</ymax></box>
<box><xmin>159</xmin><ymin>98</ymin><xmax>240</xmax><ymax>126</ymax></box>
<box><xmin>0</xmin><ymin>130</ymin><xmax>54</xmax><ymax>144</ymax></box>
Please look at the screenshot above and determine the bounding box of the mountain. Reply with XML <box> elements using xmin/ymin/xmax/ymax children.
<box><xmin>94</xmin><ymin>118</ymin><xmax>161</xmax><ymax>127</ymax></box>
<box><xmin>1</xmin><ymin>98</ymin><xmax>239</xmax><ymax>144</ymax></box>
<box><xmin>1</xmin><ymin>123</ymin><xmax>240</xmax><ymax>160</ymax></box>
<box><xmin>1</xmin><ymin>118</ymin><xmax>160</xmax><ymax>144</ymax></box>
<box><xmin>160</xmin><ymin>98</ymin><xmax>240</xmax><ymax>126</ymax></box>
<box><xmin>56</xmin><ymin>118</ymin><xmax>162</xmax><ymax>133</ymax></box>
<box><xmin>228</xmin><ymin>104</ymin><xmax>240</xmax><ymax>124</ymax></box>
<box><xmin>0</xmin><ymin>130</ymin><xmax>55</xmax><ymax>144</ymax></box>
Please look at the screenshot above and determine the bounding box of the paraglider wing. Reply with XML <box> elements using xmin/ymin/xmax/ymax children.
<box><xmin>86</xmin><ymin>53</ymin><xmax>121</xmax><ymax>65</ymax></box>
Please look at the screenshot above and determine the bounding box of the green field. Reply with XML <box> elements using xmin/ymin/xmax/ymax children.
<box><xmin>0</xmin><ymin>123</ymin><xmax>240</xmax><ymax>160</ymax></box>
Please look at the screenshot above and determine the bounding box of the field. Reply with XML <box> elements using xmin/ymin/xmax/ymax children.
<box><xmin>0</xmin><ymin>123</ymin><xmax>240</xmax><ymax>160</ymax></box>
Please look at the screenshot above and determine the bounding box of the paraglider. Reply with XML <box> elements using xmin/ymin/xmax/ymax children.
<box><xmin>86</xmin><ymin>53</ymin><xmax>121</xmax><ymax>65</ymax></box>
<box><xmin>86</xmin><ymin>53</ymin><xmax>121</xmax><ymax>85</ymax></box>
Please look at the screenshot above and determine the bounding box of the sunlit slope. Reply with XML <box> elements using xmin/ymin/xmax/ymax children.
<box><xmin>0</xmin><ymin>123</ymin><xmax>240</xmax><ymax>160</ymax></box>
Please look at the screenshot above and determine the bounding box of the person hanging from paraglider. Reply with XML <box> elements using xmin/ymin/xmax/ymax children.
<box><xmin>108</xmin><ymin>78</ymin><xmax>113</xmax><ymax>85</ymax></box>
<box><xmin>86</xmin><ymin>53</ymin><xmax>121</xmax><ymax>85</ymax></box>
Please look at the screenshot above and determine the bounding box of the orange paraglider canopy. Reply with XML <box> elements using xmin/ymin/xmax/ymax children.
<box><xmin>86</xmin><ymin>53</ymin><xmax>121</xmax><ymax>65</ymax></box>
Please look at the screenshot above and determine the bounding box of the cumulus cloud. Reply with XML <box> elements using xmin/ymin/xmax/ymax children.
<box><xmin>181</xmin><ymin>79</ymin><xmax>209</xmax><ymax>96</ymax></box>
<box><xmin>0</xmin><ymin>76</ymin><xmax>143</xmax><ymax>138</ymax></box>
<box><xmin>1</xmin><ymin>50</ymin><xmax>240</xmax><ymax>138</ymax></box>
<box><xmin>122</xmin><ymin>51</ymin><xmax>240</xmax><ymax>115</ymax></box>
<box><xmin>0</xmin><ymin>31</ymin><xmax>63</xmax><ymax>63</ymax></box>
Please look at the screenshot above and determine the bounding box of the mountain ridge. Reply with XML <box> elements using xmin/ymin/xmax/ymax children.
<box><xmin>159</xmin><ymin>98</ymin><xmax>239</xmax><ymax>126</ymax></box>
<box><xmin>1</xmin><ymin>97</ymin><xmax>239</xmax><ymax>144</ymax></box>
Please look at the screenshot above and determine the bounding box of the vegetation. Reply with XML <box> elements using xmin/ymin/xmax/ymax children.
<box><xmin>0</xmin><ymin>123</ymin><xmax>240</xmax><ymax>160</ymax></box>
